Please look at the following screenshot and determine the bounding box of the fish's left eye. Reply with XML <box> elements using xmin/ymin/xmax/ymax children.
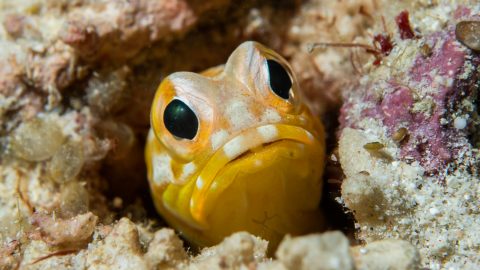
<box><xmin>266</xmin><ymin>59</ymin><xmax>292</xmax><ymax>100</ymax></box>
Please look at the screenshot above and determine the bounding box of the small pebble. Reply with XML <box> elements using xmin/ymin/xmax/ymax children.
<box><xmin>429</xmin><ymin>207</ymin><xmax>440</xmax><ymax>216</ymax></box>
<box><xmin>455</xmin><ymin>21</ymin><xmax>480</xmax><ymax>51</ymax></box>
<box><xmin>113</xmin><ymin>197</ymin><xmax>123</xmax><ymax>209</ymax></box>
<box><xmin>453</xmin><ymin>117</ymin><xmax>467</xmax><ymax>130</ymax></box>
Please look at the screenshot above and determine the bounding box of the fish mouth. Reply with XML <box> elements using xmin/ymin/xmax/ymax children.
<box><xmin>188</xmin><ymin>124</ymin><xmax>321</xmax><ymax>227</ymax></box>
<box><xmin>227</xmin><ymin>140</ymin><xmax>279</xmax><ymax>163</ymax></box>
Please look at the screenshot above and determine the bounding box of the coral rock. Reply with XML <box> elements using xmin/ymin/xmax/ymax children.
<box><xmin>31</xmin><ymin>212</ymin><xmax>98</xmax><ymax>247</ymax></box>
<box><xmin>351</xmin><ymin>240</ymin><xmax>420</xmax><ymax>270</ymax></box>
<box><xmin>144</xmin><ymin>228</ymin><xmax>188</xmax><ymax>269</ymax></box>
<box><xmin>85</xmin><ymin>218</ymin><xmax>147</xmax><ymax>270</ymax></box>
<box><xmin>276</xmin><ymin>231</ymin><xmax>354</xmax><ymax>270</ymax></box>
<box><xmin>189</xmin><ymin>232</ymin><xmax>268</xmax><ymax>270</ymax></box>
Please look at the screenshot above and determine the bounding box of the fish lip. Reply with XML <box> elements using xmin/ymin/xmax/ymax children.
<box><xmin>226</xmin><ymin>140</ymin><xmax>280</xmax><ymax>163</ymax></box>
<box><xmin>188</xmin><ymin>124</ymin><xmax>319</xmax><ymax>227</ymax></box>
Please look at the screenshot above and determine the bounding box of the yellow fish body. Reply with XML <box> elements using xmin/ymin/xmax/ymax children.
<box><xmin>146</xmin><ymin>41</ymin><xmax>325</xmax><ymax>251</ymax></box>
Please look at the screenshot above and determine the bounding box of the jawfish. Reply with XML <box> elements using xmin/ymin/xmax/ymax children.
<box><xmin>146</xmin><ymin>41</ymin><xmax>325</xmax><ymax>251</ymax></box>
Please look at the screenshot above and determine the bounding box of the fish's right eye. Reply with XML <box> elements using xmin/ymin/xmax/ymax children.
<box><xmin>163</xmin><ymin>99</ymin><xmax>199</xmax><ymax>140</ymax></box>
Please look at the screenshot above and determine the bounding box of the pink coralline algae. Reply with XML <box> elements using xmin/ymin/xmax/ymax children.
<box><xmin>340</xmin><ymin>13</ymin><xmax>480</xmax><ymax>175</ymax></box>
<box><xmin>399</xmin><ymin>29</ymin><xmax>468</xmax><ymax>174</ymax></box>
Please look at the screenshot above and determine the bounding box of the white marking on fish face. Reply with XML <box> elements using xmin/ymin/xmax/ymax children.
<box><xmin>223</xmin><ymin>135</ymin><xmax>245</xmax><ymax>159</ymax></box>
<box><xmin>260</xmin><ymin>108</ymin><xmax>281</xmax><ymax>123</ymax></box>
<box><xmin>152</xmin><ymin>154</ymin><xmax>174</xmax><ymax>185</ymax></box>
<box><xmin>180</xmin><ymin>162</ymin><xmax>196</xmax><ymax>180</ymax></box>
<box><xmin>211</xmin><ymin>129</ymin><xmax>229</xmax><ymax>150</ymax></box>
<box><xmin>225</xmin><ymin>100</ymin><xmax>256</xmax><ymax>131</ymax></box>
<box><xmin>257</xmin><ymin>125</ymin><xmax>278</xmax><ymax>141</ymax></box>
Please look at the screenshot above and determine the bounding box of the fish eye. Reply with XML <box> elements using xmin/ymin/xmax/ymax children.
<box><xmin>266</xmin><ymin>59</ymin><xmax>292</xmax><ymax>100</ymax></box>
<box><xmin>163</xmin><ymin>99</ymin><xmax>198</xmax><ymax>140</ymax></box>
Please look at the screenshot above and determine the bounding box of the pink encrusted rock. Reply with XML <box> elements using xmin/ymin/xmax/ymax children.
<box><xmin>31</xmin><ymin>212</ymin><xmax>98</xmax><ymax>246</ymax></box>
<box><xmin>340</xmin><ymin>19</ymin><xmax>479</xmax><ymax>175</ymax></box>
<box><xmin>339</xmin><ymin>5</ymin><xmax>480</xmax><ymax>268</ymax></box>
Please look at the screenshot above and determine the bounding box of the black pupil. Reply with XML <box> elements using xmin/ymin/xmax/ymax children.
<box><xmin>266</xmin><ymin>59</ymin><xmax>292</xmax><ymax>99</ymax></box>
<box><xmin>163</xmin><ymin>99</ymin><xmax>198</xmax><ymax>140</ymax></box>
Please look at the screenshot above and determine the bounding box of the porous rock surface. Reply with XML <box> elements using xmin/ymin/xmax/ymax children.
<box><xmin>338</xmin><ymin>1</ymin><xmax>480</xmax><ymax>269</ymax></box>
<box><xmin>1</xmin><ymin>220</ymin><xmax>420</xmax><ymax>270</ymax></box>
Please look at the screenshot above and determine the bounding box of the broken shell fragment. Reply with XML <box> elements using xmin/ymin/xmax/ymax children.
<box><xmin>392</xmin><ymin>127</ymin><xmax>408</xmax><ymax>142</ymax></box>
<box><xmin>363</xmin><ymin>142</ymin><xmax>385</xmax><ymax>151</ymax></box>
<box><xmin>419</xmin><ymin>43</ymin><xmax>433</xmax><ymax>57</ymax></box>
<box><xmin>455</xmin><ymin>21</ymin><xmax>480</xmax><ymax>51</ymax></box>
<box><xmin>10</xmin><ymin>117</ymin><xmax>65</xmax><ymax>161</ymax></box>
<box><xmin>363</xmin><ymin>142</ymin><xmax>393</xmax><ymax>162</ymax></box>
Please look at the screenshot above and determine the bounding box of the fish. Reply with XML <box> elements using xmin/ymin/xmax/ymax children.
<box><xmin>145</xmin><ymin>41</ymin><xmax>326</xmax><ymax>251</ymax></box>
